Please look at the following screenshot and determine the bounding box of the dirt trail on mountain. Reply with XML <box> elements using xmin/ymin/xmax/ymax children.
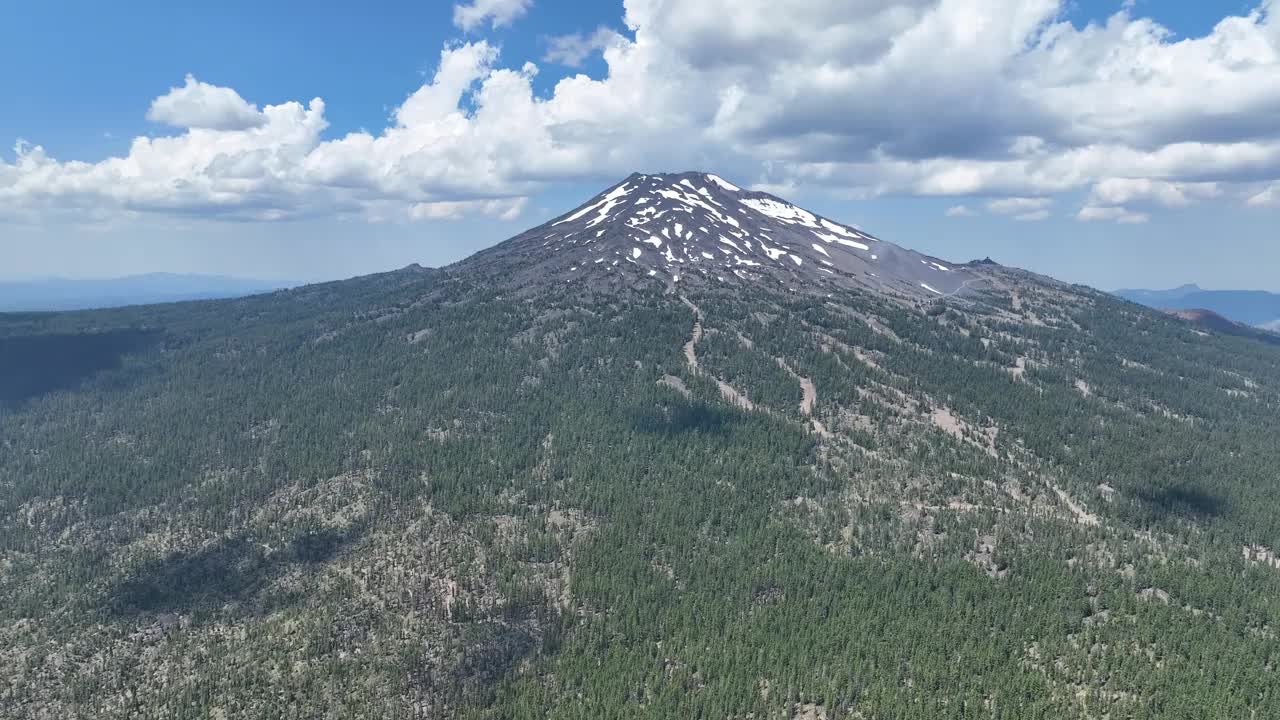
<box><xmin>681</xmin><ymin>296</ymin><xmax>703</xmax><ymax>369</ymax></box>
<box><xmin>776</xmin><ymin>357</ymin><xmax>832</xmax><ymax>438</ymax></box>
<box><xmin>677</xmin><ymin>302</ymin><xmax>830</xmax><ymax>436</ymax></box>
<box><xmin>680</xmin><ymin>296</ymin><xmax>756</xmax><ymax>411</ymax></box>
<box><xmin>1052</xmin><ymin>485</ymin><xmax>1101</xmax><ymax>527</ymax></box>
<box><xmin>798</xmin><ymin>377</ymin><xmax>817</xmax><ymax>415</ymax></box>
<box><xmin>716</xmin><ymin>381</ymin><xmax>756</xmax><ymax>411</ymax></box>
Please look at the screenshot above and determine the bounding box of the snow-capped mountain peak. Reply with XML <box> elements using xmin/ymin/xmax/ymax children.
<box><xmin>456</xmin><ymin>171</ymin><xmax>981</xmax><ymax>298</ymax></box>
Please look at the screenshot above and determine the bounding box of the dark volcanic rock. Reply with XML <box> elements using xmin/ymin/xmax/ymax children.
<box><xmin>452</xmin><ymin>171</ymin><xmax>981</xmax><ymax>299</ymax></box>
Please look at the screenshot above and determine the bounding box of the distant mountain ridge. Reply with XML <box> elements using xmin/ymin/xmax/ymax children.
<box><xmin>1115</xmin><ymin>284</ymin><xmax>1280</xmax><ymax>328</ymax></box>
<box><xmin>0</xmin><ymin>273</ymin><xmax>299</xmax><ymax>312</ymax></box>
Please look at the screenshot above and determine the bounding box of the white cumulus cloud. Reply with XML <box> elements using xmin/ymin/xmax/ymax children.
<box><xmin>146</xmin><ymin>74</ymin><xmax>267</xmax><ymax>131</ymax></box>
<box><xmin>987</xmin><ymin>197</ymin><xmax>1053</xmax><ymax>215</ymax></box>
<box><xmin>1088</xmin><ymin>178</ymin><xmax>1221</xmax><ymax>208</ymax></box>
<box><xmin>408</xmin><ymin>197</ymin><xmax>528</xmax><ymax>221</ymax></box>
<box><xmin>544</xmin><ymin>27</ymin><xmax>621</xmax><ymax>67</ymax></box>
<box><xmin>1077</xmin><ymin>205</ymin><xmax>1150</xmax><ymax>223</ymax></box>
<box><xmin>453</xmin><ymin>0</ymin><xmax>532</xmax><ymax>31</ymax></box>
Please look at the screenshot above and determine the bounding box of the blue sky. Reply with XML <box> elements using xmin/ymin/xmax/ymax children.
<box><xmin>3</xmin><ymin>0</ymin><xmax>1278</xmax><ymax>290</ymax></box>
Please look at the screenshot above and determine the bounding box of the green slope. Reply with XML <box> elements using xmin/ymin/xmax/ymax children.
<box><xmin>2</xmin><ymin>264</ymin><xmax>1280</xmax><ymax>719</ymax></box>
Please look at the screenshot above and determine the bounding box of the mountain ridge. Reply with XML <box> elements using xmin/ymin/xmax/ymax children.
<box><xmin>1115</xmin><ymin>284</ymin><xmax>1280</xmax><ymax>328</ymax></box>
<box><xmin>0</xmin><ymin>272</ymin><xmax>300</xmax><ymax>312</ymax></box>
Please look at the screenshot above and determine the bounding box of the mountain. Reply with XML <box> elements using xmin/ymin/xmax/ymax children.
<box><xmin>459</xmin><ymin>171</ymin><xmax>977</xmax><ymax>298</ymax></box>
<box><xmin>1113</xmin><ymin>283</ymin><xmax>1204</xmax><ymax>307</ymax></box>
<box><xmin>4</xmin><ymin>173</ymin><xmax>1280</xmax><ymax>718</ymax></box>
<box><xmin>1163</xmin><ymin>308</ymin><xmax>1280</xmax><ymax>344</ymax></box>
<box><xmin>1116</xmin><ymin>284</ymin><xmax>1280</xmax><ymax>327</ymax></box>
<box><xmin>0</xmin><ymin>272</ymin><xmax>298</xmax><ymax>312</ymax></box>
<box><xmin>1164</xmin><ymin>307</ymin><xmax>1250</xmax><ymax>333</ymax></box>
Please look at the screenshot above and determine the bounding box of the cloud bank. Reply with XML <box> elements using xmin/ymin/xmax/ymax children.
<box><xmin>4</xmin><ymin>0</ymin><xmax>1280</xmax><ymax>224</ymax></box>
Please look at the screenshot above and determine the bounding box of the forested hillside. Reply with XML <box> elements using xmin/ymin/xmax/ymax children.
<box><xmin>3</xmin><ymin>248</ymin><xmax>1280</xmax><ymax>718</ymax></box>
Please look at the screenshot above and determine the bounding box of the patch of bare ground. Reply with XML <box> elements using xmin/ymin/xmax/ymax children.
<box><xmin>813</xmin><ymin>331</ymin><xmax>853</xmax><ymax>355</ymax></box>
<box><xmin>791</xmin><ymin>702</ymin><xmax>829</xmax><ymax>720</ymax></box>
<box><xmin>542</xmin><ymin>508</ymin><xmax>595</xmax><ymax>610</ymax></box>
<box><xmin>801</xmin><ymin>395</ymin><xmax>831</xmax><ymax>437</ymax></box>
<box><xmin>850</xmin><ymin>346</ymin><xmax>882</xmax><ymax>369</ymax></box>
<box><xmin>717</xmin><ymin>381</ymin><xmax>756</xmax><ymax>411</ymax></box>
<box><xmin>1082</xmin><ymin>609</ymin><xmax>1112</xmax><ymax>627</ymax></box>
<box><xmin>1120</xmin><ymin>357</ymin><xmax>1159</xmax><ymax>373</ymax></box>
<box><xmin>1243</xmin><ymin>544</ymin><xmax>1280</xmax><ymax>569</ymax></box>
<box><xmin>857</xmin><ymin>383</ymin><xmax>921</xmax><ymax>417</ymax></box>
<box><xmin>425</xmin><ymin>418</ymin><xmax>465</xmax><ymax>442</ymax></box>
<box><xmin>657</xmin><ymin>374</ymin><xmax>689</xmax><ymax>397</ymax></box>
<box><xmin>838</xmin><ymin>411</ymin><xmax>876</xmax><ymax>434</ymax></box>
<box><xmin>1008</xmin><ymin>356</ymin><xmax>1028</xmax><ymax>381</ymax></box>
<box><xmin>1051</xmin><ymin>485</ymin><xmax>1101</xmax><ymax>527</ymax></box>
<box><xmin>967</xmin><ymin>533</ymin><xmax>1009</xmax><ymax>579</ymax></box>
<box><xmin>929</xmin><ymin>407</ymin><xmax>998</xmax><ymax>456</ymax></box>
<box><xmin>930</xmin><ymin>407</ymin><xmax>964</xmax><ymax>438</ymax></box>
<box><xmin>546</xmin><ymin>507</ymin><xmax>593</xmax><ymax>536</ymax></box>
<box><xmin>1074</xmin><ymin>379</ymin><xmax>1091</xmax><ymax>397</ymax></box>
<box><xmin>1137</xmin><ymin>587</ymin><xmax>1171</xmax><ymax>605</ymax></box>
<box><xmin>679</xmin><ymin>296</ymin><xmax>703</xmax><ymax>369</ymax></box>
<box><xmin>774</xmin><ymin>357</ymin><xmax>832</xmax><ymax>438</ymax></box>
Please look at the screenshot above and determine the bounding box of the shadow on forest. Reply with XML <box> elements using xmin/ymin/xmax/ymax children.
<box><xmin>106</xmin><ymin>525</ymin><xmax>364</xmax><ymax>618</ymax></box>
<box><xmin>0</xmin><ymin>329</ymin><xmax>163</xmax><ymax>408</ymax></box>
<box><xmin>445</xmin><ymin>621</ymin><xmax>540</xmax><ymax>707</ymax></box>
<box><xmin>1135</xmin><ymin>484</ymin><xmax>1229</xmax><ymax>520</ymax></box>
<box><xmin>629</xmin><ymin>402</ymin><xmax>735</xmax><ymax>436</ymax></box>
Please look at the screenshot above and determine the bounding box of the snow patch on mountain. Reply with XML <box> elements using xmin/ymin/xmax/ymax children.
<box><xmin>706</xmin><ymin>174</ymin><xmax>741</xmax><ymax>192</ymax></box>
